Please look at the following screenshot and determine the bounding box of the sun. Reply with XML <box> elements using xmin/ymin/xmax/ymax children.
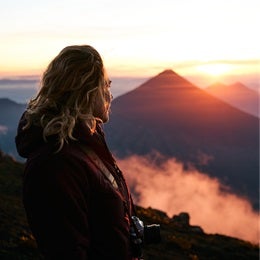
<box><xmin>196</xmin><ymin>63</ymin><xmax>233</xmax><ymax>76</ymax></box>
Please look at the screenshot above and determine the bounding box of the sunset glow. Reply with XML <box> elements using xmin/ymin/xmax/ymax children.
<box><xmin>196</xmin><ymin>63</ymin><xmax>233</xmax><ymax>76</ymax></box>
<box><xmin>0</xmin><ymin>0</ymin><xmax>259</xmax><ymax>89</ymax></box>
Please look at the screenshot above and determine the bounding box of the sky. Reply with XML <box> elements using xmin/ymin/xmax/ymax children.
<box><xmin>0</xmin><ymin>0</ymin><xmax>259</xmax><ymax>88</ymax></box>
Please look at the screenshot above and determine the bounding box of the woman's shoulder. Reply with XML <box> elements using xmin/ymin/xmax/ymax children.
<box><xmin>24</xmin><ymin>143</ymin><xmax>88</xmax><ymax>178</ymax></box>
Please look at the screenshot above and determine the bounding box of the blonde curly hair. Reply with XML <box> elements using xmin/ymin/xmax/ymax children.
<box><xmin>24</xmin><ymin>45</ymin><xmax>110</xmax><ymax>151</ymax></box>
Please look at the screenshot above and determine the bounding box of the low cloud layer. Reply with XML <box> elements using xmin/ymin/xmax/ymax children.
<box><xmin>117</xmin><ymin>155</ymin><xmax>259</xmax><ymax>244</ymax></box>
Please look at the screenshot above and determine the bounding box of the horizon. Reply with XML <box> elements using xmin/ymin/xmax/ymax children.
<box><xmin>0</xmin><ymin>70</ymin><xmax>259</xmax><ymax>115</ymax></box>
<box><xmin>0</xmin><ymin>69</ymin><xmax>259</xmax><ymax>92</ymax></box>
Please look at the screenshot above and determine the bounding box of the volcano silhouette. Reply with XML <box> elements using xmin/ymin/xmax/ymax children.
<box><xmin>105</xmin><ymin>70</ymin><xmax>259</xmax><ymax>208</ymax></box>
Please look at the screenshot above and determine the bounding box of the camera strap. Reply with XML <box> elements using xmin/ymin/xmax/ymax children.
<box><xmin>79</xmin><ymin>144</ymin><xmax>145</xmax><ymax>260</ymax></box>
<box><xmin>79</xmin><ymin>144</ymin><xmax>119</xmax><ymax>189</ymax></box>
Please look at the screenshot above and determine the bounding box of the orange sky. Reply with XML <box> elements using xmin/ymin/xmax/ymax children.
<box><xmin>0</xmin><ymin>0</ymin><xmax>259</xmax><ymax>89</ymax></box>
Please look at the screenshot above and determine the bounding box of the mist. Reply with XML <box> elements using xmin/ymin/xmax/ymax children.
<box><xmin>117</xmin><ymin>155</ymin><xmax>259</xmax><ymax>244</ymax></box>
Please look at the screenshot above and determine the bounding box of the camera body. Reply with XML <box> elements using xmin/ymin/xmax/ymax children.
<box><xmin>130</xmin><ymin>216</ymin><xmax>161</xmax><ymax>257</ymax></box>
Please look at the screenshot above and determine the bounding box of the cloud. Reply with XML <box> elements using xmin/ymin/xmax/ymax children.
<box><xmin>117</xmin><ymin>155</ymin><xmax>259</xmax><ymax>244</ymax></box>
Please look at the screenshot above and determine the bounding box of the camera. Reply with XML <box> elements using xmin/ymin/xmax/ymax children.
<box><xmin>130</xmin><ymin>216</ymin><xmax>161</xmax><ymax>257</ymax></box>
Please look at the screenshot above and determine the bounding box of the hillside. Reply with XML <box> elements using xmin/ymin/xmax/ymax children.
<box><xmin>205</xmin><ymin>82</ymin><xmax>259</xmax><ymax>117</ymax></box>
<box><xmin>105</xmin><ymin>70</ymin><xmax>259</xmax><ymax>209</ymax></box>
<box><xmin>0</xmin><ymin>151</ymin><xmax>258</xmax><ymax>259</ymax></box>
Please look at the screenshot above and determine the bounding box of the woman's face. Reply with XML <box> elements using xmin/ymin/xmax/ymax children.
<box><xmin>93</xmin><ymin>78</ymin><xmax>112</xmax><ymax>123</ymax></box>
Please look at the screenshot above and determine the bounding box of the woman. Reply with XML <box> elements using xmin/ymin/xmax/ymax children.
<box><xmin>15</xmin><ymin>45</ymin><xmax>138</xmax><ymax>259</ymax></box>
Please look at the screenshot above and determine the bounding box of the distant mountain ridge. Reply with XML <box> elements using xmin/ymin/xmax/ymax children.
<box><xmin>105</xmin><ymin>70</ymin><xmax>259</xmax><ymax>209</ymax></box>
<box><xmin>0</xmin><ymin>79</ymin><xmax>38</xmax><ymax>85</ymax></box>
<box><xmin>205</xmin><ymin>82</ymin><xmax>259</xmax><ymax>117</ymax></box>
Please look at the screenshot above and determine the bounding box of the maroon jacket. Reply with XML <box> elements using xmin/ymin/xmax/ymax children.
<box><xmin>15</xmin><ymin>114</ymin><xmax>136</xmax><ymax>260</ymax></box>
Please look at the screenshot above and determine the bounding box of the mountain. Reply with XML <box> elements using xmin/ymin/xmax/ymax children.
<box><xmin>105</xmin><ymin>70</ymin><xmax>259</xmax><ymax>209</ymax></box>
<box><xmin>0</xmin><ymin>98</ymin><xmax>26</xmax><ymax>159</ymax></box>
<box><xmin>205</xmin><ymin>82</ymin><xmax>259</xmax><ymax>117</ymax></box>
<box><xmin>0</xmin><ymin>151</ymin><xmax>258</xmax><ymax>259</ymax></box>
